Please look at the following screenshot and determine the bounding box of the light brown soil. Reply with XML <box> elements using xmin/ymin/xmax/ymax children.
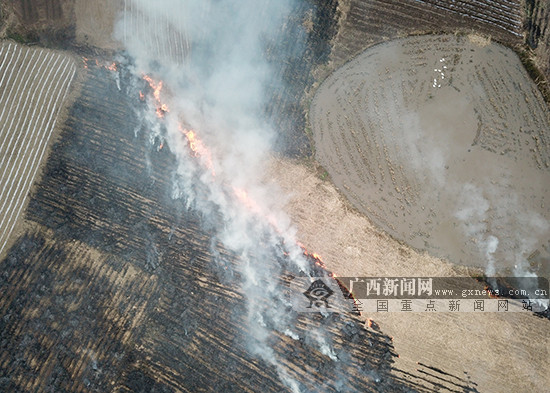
<box><xmin>310</xmin><ymin>34</ymin><xmax>550</xmax><ymax>277</ymax></box>
<box><xmin>268</xmin><ymin>156</ymin><xmax>550</xmax><ymax>393</ymax></box>
<box><xmin>74</xmin><ymin>0</ymin><xmax>123</xmax><ymax>50</ymax></box>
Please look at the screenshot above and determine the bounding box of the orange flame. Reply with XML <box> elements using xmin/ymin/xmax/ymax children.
<box><xmin>180</xmin><ymin>127</ymin><xmax>215</xmax><ymax>175</ymax></box>
<box><xmin>484</xmin><ymin>285</ymin><xmax>499</xmax><ymax>298</ymax></box>
<box><xmin>156</xmin><ymin>106</ymin><xmax>169</xmax><ymax>117</ymax></box>
<box><xmin>233</xmin><ymin>187</ymin><xmax>263</xmax><ymax>215</ymax></box>
<box><xmin>232</xmin><ymin>186</ymin><xmax>284</xmax><ymax>229</ymax></box>
<box><xmin>139</xmin><ymin>78</ymin><xmax>343</xmax><ymax>308</ymax></box>
<box><xmin>143</xmin><ymin>74</ymin><xmax>169</xmax><ymax>118</ymax></box>
<box><xmin>300</xmin><ymin>243</ymin><xmax>329</xmax><ymax>271</ymax></box>
<box><xmin>143</xmin><ymin>75</ymin><xmax>162</xmax><ymax>101</ymax></box>
<box><xmin>81</xmin><ymin>57</ymin><xmax>118</xmax><ymax>72</ymax></box>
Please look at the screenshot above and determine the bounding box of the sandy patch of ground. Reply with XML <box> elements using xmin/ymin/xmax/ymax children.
<box><xmin>310</xmin><ymin>34</ymin><xmax>550</xmax><ymax>277</ymax></box>
<box><xmin>74</xmin><ymin>0</ymin><xmax>123</xmax><ymax>50</ymax></box>
<box><xmin>267</xmin><ymin>159</ymin><xmax>459</xmax><ymax>278</ymax></box>
<box><xmin>0</xmin><ymin>41</ymin><xmax>76</xmax><ymax>258</ymax></box>
<box><xmin>268</xmin><ymin>157</ymin><xmax>550</xmax><ymax>392</ymax></box>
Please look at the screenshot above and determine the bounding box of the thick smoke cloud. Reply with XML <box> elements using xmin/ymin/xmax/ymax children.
<box><xmin>114</xmin><ymin>1</ymin><xmax>360</xmax><ymax>391</ymax></box>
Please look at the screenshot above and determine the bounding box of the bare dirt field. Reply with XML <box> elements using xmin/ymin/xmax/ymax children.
<box><xmin>0</xmin><ymin>41</ymin><xmax>76</xmax><ymax>258</ymax></box>
<box><xmin>330</xmin><ymin>0</ymin><xmax>524</xmax><ymax>68</ymax></box>
<box><xmin>310</xmin><ymin>34</ymin><xmax>550</xmax><ymax>277</ymax></box>
<box><xmin>268</xmin><ymin>157</ymin><xmax>550</xmax><ymax>393</ymax></box>
<box><xmin>74</xmin><ymin>0</ymin><xmax>122</xmax><ymax>50</ymax></box>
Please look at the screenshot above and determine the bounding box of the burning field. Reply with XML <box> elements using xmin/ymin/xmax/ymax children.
<box><xmin>0</xmin><ymin>0</ymin><xmax>549</xmax><ymax>392</ymax></box>
<box><xmin>0</xmin><ymin>58</ymin><xmax>412</xmax><ymax>392</ymax></box>
<box><xmin>1</xmin><ymin>1</ymin><xmax>414</xmax><ymax>391</ymax></box>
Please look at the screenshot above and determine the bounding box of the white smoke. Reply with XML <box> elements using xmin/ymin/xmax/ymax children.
<box><xmin>484</xmin><ymin>235</ymin><xmax>499</xmax><ymax>277</ymax></box>
<box><xmin>114</xmin><ymin>1</ymin><xmax>360</xmax><ymax>391</ymax></box>
<box><xmin>454</xmin><ymin>182</ymin><xmax>549</xmax><ymax>282</ymax></box>
<box><xmin>454</xmin><ymin>183</ymin><xmax>498</xmax><ymax>275</ymax></box>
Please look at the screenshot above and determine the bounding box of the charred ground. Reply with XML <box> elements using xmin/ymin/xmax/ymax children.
<box><xmin>1</xmin><ymin>60</ymin><xmax>417</xmax><ymax>392</ymax></box>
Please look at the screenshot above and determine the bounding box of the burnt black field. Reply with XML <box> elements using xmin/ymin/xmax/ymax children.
<box><xmin>0</xmin><ymin>60</ymin><xmax>426</xmax><ymax>392</ymax></box>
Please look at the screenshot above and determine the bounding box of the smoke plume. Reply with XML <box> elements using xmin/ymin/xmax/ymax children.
<box><xmin>114</xmin><ymin>1</ymin><xmax>367</xmax><ymax>391</ymax></box>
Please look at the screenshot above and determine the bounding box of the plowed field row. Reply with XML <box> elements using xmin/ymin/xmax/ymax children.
<box><xmin>0</xmin><ymin>41</ymin><xmax>75</xmax><ymax>257</ymax></box>
<box><xmin>122</xmin><ymin>0</ymin><xmax>189</xmax><ymax>66</ymax></box>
